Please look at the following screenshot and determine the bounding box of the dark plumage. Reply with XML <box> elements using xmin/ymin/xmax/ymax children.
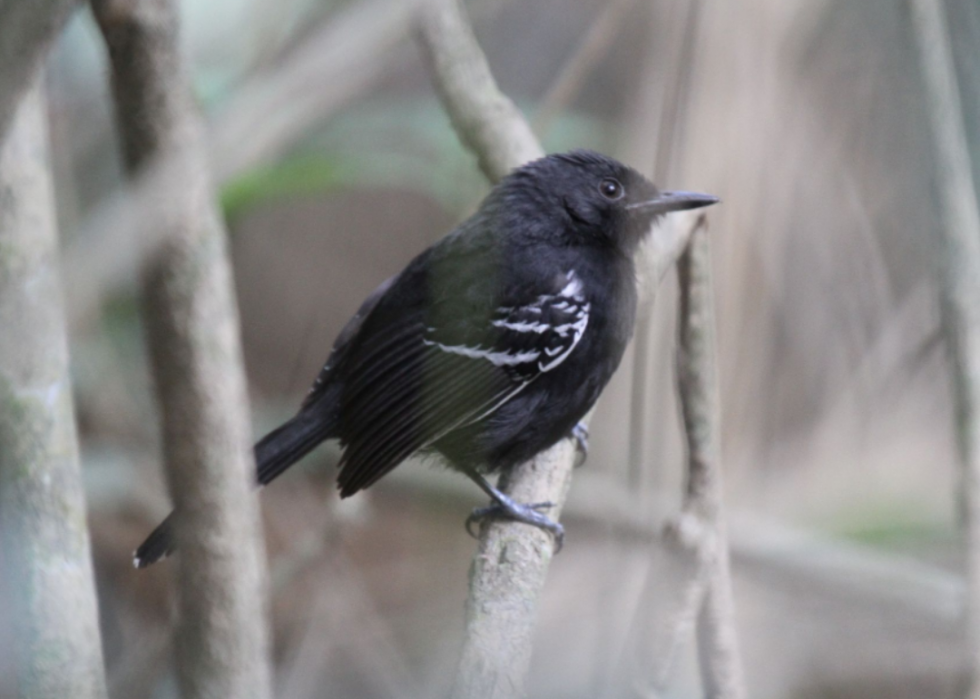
<box><xmin>134</xmin><ymin>150</ymin><xmax>718</xmax><ymax>567</ymax></box>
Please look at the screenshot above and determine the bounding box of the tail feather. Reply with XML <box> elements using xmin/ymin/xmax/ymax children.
<box><xmin>255</xmin><ymin>407</ymin><xmax>335</xmax><ymax>486</ymax></box>
<box><xmin>133</xmin><ymin>403</ymin><xmax>336</xmax><ymax>569</ymax></box>
<box><xmin>133</xmin><ymin>512</ymin><xmax>176</xmax><ymax>569</ymax></box>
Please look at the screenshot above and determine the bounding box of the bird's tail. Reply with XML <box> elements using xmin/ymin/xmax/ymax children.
<box><xmin>133</xmin><ymin>402</ymin><xmax>337</xmax><ymax>569</ymax></box>
<box><xmin>254</xmin><ymin>404</ymin><xmax>336</xmax><ymax>487</ymax></box>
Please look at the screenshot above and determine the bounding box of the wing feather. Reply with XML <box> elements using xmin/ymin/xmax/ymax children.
<box><xmin>333</xmin><ymin>269</ymin><xmax>591</xmax><ymax>497</ymax></box>
<box><xmin>303</xmin><ymin>275</ymin><xmax>398</xmax><ymax>408</ymax></box>
<box><xmin>342</xmin><ymin>340</ymin><xmax>428</xmax><ymax>425</ymax></box>
<box><xmin>338</xmin><ymin>349</ymin><xmax>519</xmax><ymax>495</ymax></box>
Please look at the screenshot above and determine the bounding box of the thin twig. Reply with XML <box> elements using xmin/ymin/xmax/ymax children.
<box><xmin>532</xmin><ymin>0</ymin><xmax>638</xmax><ymax>137</ymax></box>
<box><xmin>630</xmin><ymin>215</ymin><xmax>746</xmax><ymax>698</ymax></box>
<box><xmin>676</xmin><ymin>218</ymin><xmax>745</xmax><ymax>698</ymax></box>
<box><xmin>90</xmin><ymin>1</ymin><xmax>272</xmax><ymax>697</ymax></box>
<box><xmin>909</xmin><ymin>1</ymin><xmax>980</xmax><ymax>697</ymax></box>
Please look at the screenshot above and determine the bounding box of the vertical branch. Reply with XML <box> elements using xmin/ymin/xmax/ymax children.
<box><xmin>675</xmin><ymin>218</ymin><xmax>745</xmax><ymax>699</ymax></box>
<box><xmin>90</xmin><ymin>1</ymin><xmax>272</xmax><ymax>698</ymax></box>
<box><xmin>415</xmin><ymin>2</ymin><xmax>558</xmax><ymax>697</ymax></box>
<box><xmin>908</xmin><ymin>1</ymin><xmax>980</xmax><ymax>697</ymax></box>
<box><xmin>0</xmin><ymin>80</ymin><xmax>108</xmax><ymax>699</ymax></box>
<box><xmin>632</xmin><ymin>215</ymin><xmax>744</xmax><ymax>698</ymax></box>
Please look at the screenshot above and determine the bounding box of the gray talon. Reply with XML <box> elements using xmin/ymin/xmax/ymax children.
<box><xmin>465</xmin><ymin>500</ymin><xmax>564</xmax><ymax>552</ymax></box>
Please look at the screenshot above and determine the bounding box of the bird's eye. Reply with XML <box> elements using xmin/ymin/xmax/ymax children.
<box><xmin>599</xmin><ymin>178</ymin><xmax>624</xmax><ymax>200</ymax></box>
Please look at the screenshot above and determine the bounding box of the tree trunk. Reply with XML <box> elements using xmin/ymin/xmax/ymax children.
<box><xmin>0</xmin><ymin>78</ymin><xmax>108</xmax><ymax>699</ymax></box>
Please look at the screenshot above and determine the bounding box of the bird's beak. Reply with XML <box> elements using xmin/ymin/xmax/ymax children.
<box><xmin>626</xmin><ymin>190</ymin><xmax>720</xmax><ymax>215</ymax></box>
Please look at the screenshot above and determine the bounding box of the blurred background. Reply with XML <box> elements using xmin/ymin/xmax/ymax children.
<box><xmin>2</xmin><ymin>0</ymin><xmax>977</xmax><ymax>696</ymax></box>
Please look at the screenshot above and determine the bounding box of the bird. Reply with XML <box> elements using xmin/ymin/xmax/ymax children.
<box><xmin>133</xmin><ymin>150</ymin><xmax>718</xmax><ymax>568</ymax></box>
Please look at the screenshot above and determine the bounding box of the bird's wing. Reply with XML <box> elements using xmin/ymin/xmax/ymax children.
<box><xmin>302</xmin><ymin>274</ymin><xmax>398</xmax><ymax>409</ymax></box>
<box><xmin>335</xmin><ymin>270</ymin><xmax>591</xmax><ymax>496</ymax></box>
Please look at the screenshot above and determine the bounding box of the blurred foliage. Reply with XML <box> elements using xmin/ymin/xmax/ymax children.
<box><xmin>220</xmin><ymin>97</ymin><xmax>608</xmax><ymax>221</ymax></box>
<box><xmin>221</xmin><ymin>152</ymin><xmax>349</xmax><ymax>222</ymax></box>
<box><xmin>831</xmin><ymin>500</ymin><xmax>952</xmax><ymax>551</ymax></box>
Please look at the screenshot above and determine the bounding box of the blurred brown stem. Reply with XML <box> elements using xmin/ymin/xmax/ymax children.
<box><xmin>0</xmin><ymin>76</ymin><xmax>108</xmax><ymax>699</ymax></box>
<box><xmin>909</xmin><ymin>1</ymin><xmax>980</xmax><ymax>697</ymax></box>
<box><xmin>90</xmin><ymin>1</ymin><xmax>272</xmax><ymax>697</ymax></box>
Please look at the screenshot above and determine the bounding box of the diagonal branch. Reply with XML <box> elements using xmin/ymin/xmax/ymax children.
<box><xmin>417</xmin><ymin>0</ymin><xmax>542</xmax><ymax>182</ymax></box>
<box><xmin>211</xmin><ymin>0</ymin><xmax>426</xmax><ymax>183</ymax></box>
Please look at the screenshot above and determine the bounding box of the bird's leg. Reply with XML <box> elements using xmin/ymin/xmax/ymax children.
<box><xmin>462</xmin><ymin>467</ymin><xmax>565</xmax><ymax>552</ymax></box>
<box><xmin>570</xmin><ymin>421</ymin><xmax>589</xmax><ymax>465</ymax></box>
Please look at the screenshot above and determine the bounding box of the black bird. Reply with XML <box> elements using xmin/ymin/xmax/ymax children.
<box><xmin>134</xmin><ymin>150</ymin><xmax>718</xmax><ymax>567</ymax></box>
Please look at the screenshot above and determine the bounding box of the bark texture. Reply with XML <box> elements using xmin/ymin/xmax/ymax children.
<box><xmin>90</xmin><ymin>1</ymin><xmax>272</xmax><ymax>697</ymax></box>
<box><xmin>0</xmin><ymin>81</ymin><xmax>108</xmax><ymax>699</ymax></box>
<box><xmin>675</xmin><ymin>218</ymin><xmax>745</xmax><ymax>699</ymax></box>
<box><xmin>908</xmin><ymin>1</ymin><xmax>980</xmax><ymax>697</ymax></box>
<box><xmin>0</xmin><ymin>0</ymin><xmax>78</xmax><ymax>149</ymax></box>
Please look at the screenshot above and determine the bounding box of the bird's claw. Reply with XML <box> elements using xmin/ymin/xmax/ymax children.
<box><xmin>465</xmin><ymin>500</ymin><xmax>565</xmax><ymax>552</ymax></box>
<box><xmin>571</xmin><ymin>421</ymin><xmax>589</xmax><ymax>466</ymax></box>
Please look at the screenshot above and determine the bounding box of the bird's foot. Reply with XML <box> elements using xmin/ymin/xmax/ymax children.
<box><xmin>570</xmin><ymin>421</ymin><xmax>589</xmax><ymax>466</ymax></box>
<box><xmin>465</xmin><ymin>496</ymin><xmax>565</xmax><ymax>552</ymax></box>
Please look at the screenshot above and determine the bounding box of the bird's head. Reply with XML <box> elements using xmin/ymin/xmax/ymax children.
<box><xmin>500</xmin><ymin>150</ymin><xmax>718</xmax><ymax>254</ymax></box>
